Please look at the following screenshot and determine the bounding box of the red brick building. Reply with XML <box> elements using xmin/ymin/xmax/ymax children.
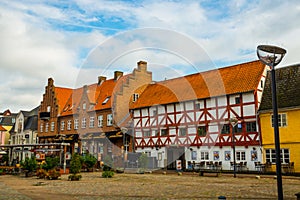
<box><xmin>38</xmin><ymin>61</ymin><xmax>152</xmax><ymax>166</ymax></box>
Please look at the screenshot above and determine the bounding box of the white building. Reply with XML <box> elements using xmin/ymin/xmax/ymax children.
<box><xmin>131</xmin><ymin>61</ymin><xmax>268</xmax><ymax>171</ymax></box>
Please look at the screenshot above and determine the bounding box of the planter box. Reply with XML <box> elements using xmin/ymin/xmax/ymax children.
<box><xmin>60</xmin><ymin>168</ymin><xmax>69</xmax><ymax>174</ymax></box>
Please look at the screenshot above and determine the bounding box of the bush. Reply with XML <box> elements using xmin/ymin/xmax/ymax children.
<box><xmin>103</xmin><ymin>155</ymin><xmax>113</xmax><ymax>171</ymax></box>
<box><xmin>21</xmin><ymin>156</ymin><xmax>38</xmax><ymax>173</ymax></box>
<box><xmin>68</xmin><ymin>173</ymin><xmax>82</xmax><ymax>181</ymax></box>
<box><xmin>102</xmin><ymin>170</ymin><xmax>114</xmax><ymax>178</ymax></box>
<box><xmin>83</xmin><ymin>153</ymin><xmax>97</xmax><ymax>169</ymax></box>
<box><xmin>70</xmin><ymin>153</ymin><xmax>82</xmax><ymax>174</ymax></box>
<box><xmin>138</xmin><ymin>153</ymin><xmax>148</xmax><ymax>171</ymax></box>
<box><xmin>42</xmin><ymin>156</ymin><xmax>60</xmax><ymax>171</ymax></box>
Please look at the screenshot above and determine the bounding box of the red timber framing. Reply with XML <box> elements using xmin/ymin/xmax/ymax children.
<box><xmin>133</xmin><ymin>92</ymin><xmax>260</xmax><ymax>149</ymax></box>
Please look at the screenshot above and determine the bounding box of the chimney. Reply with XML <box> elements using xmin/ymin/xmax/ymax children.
<box><xmin>137</xmin><ymin>61</ymin><xmax>147</xmax><ymax>71</ymax></box>
<box><xmin>114</xmin><ymin>71</ymin><xmax>123</xmax><ymax>81</ymax></box>
<box><xmin>98</xmin><ymin>76</ymin><xmax>107</xmax><ymax>85</ymax></box>
<box><xmin>83</xmin><ymin>85</ymin><xmax>88</xmax><ymax>92</ymax></box>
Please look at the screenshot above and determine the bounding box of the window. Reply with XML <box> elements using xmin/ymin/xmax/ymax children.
<box><xmin>47</xmin><ymin>106</ymin><xmax>51</xmax><ymax>112</ymax></box>
<box><xmin>107</xmin><ymin>114</ymin><xmax>113</xmax><ymax>126</ymax></box>
<box><xmin>246</xmin><ymin>122</ymin><xmax>256</xmax><ymax>132</ymax></box>
<box><xmin>236</xmin><ymin>151</ymin><xmax>246</xmax><ymax>161</ymax></box>
<box><xmin>67</xmin><ymin>120</ymin><xmax>71</xmax><ymax>130</ymax></box>
<box><xmin>152</xmin><ymin>110</ymin><xmax>157</xmax><ymax>116</ymax></box>
<box><xmin>144</xmin><ymin>130</ymin><xmax>151</xmax><ymax>137</ymax></box>
<box><xmin>40</xmin><ymin>123</ymin><xmax>43</xmax><ymax>132</ymax></box>
<box><xmin>233</xmin><ymin>123</ymin><xmax>243</xmax><ymax>133</ymax></box>
<box><xmin>179</xmin><ymin>127</ymin><xmax>187</xmax><ymax>136</ymax></box>
<box><xmin>45</xmin><ymin>123</ymin><xmax>49</xmax><ymax>132</ymax></box>
<box><xmin>50</xmin><ymin>122</ymin><xmax>55</xmax><ymax>132</ymax></box>
<box><xmin>83</xmin><ymin>102</ymin><xmax>86</xmax><ymax>110</ymax></box>
<box><xmin>74</xmin><ymin>119</ymin><xmax>79</xmax><ymax>130</ymax></box>
<box><xmin>61</xmin><ymin>121</ymin><xmax>65</xmax><ymax>131</ymax></box>
<box><xmin>195</xmin><ymin>103</ymin><xmax>200</xmax><ymax>110</ymax></box>
<box><xmin>200</xmin><ymin>151</ymin><xmax>209</xmax><ymax>160</ymax></box>
<box><xmin>89</xmin><ymin>117</ymin><xmax>94</xmax><ymax>128</ymax></box>
<box><xmin>260</xmin><ymin>80</ymin><xmax>264</xmax><ymax>88</ymax></box>
<box><xmin>191</xmin><ymin>151</ymin><xmax>197</xmax><ymax>160</ymax></box>
<box><xmin>235</xmin><ymin>97</ymin><xmax>240</xmax><ymax>104</ymax></box>
<box><xmin>102</xmin><ymin>96</ymin><xmax>111</xmax><ymax>105</ymax></box>
<box><xmin>82</xmin><ymin>118</ymin><xmax>86</xmax><ymax>128</ymax></box>
<box><xmin>266</xmin><ymin>148</ymin><xmax>290</xmax><ymax>164</ymax></box>
<box><xmin>161</xmin><ymin>129</ymin><xmax>168</xmax><ymax>136</ymax></box>
<box><xmin>221</xmin><ymin>124</ymin><xmax>230</xmax><ymax>134</ymax></box>
<box><xmin>98</xmin><ymin>115</ymin><xmax>103</xmax><ymax>127</ymax></box>
<box><xmin>197</xmin><ymin>126</ymin><xmax>207</xmax><ymax>137</ymax></box>
<box><xmin>272</xmin><ymin>113</ymin><xmax>287</xmax><ymax>127</ymax></box>
<box><xmin>133</xmin><ymin>93</ymin><xmax>139</xmax><ymax>102</ymax></box>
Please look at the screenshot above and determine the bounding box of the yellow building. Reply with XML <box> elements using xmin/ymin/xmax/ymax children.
<box><xmin>259</xmin><ymin>64</ymin><xmax>300</xmax><ymax>173</ymax></box>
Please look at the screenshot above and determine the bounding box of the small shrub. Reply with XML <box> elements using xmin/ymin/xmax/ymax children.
<box><xmin>70</xmin><ymin>153</ymin><xmax>82</xmax><ymax>174</ymax></box>
<box><xmin>83</xmin><ymin>153</ymin><xmax>97</xmax><ymax>170</ymax></box>
<box><xmin>103</xmin><ymin>155</ymin><xmax>113</xmax><ymax>171</ymax></box>
<box><xmin>102</xmin><ymin>170</ymin><xmax>114</xmax><ymax>178</ymax></box>
<box><xmin>68</xmin><ymin>174</ymin><xmax>82</xmax><ymax>181</ymax></box>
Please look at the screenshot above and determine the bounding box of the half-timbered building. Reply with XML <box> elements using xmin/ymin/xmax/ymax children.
<box><xmin>131</xmin><ymin>61</ymin><xmax>268</xmax><ymax>170</ymax></box>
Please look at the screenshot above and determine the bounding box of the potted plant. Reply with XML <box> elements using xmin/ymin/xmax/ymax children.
<box><xmin>137</xmin><ymin>153</ymin><xmax>148</xmax><ymax>174</ymax></box>
<box><xmin>83</xmin><ymin>153</ymin><xmax>97</xmax><ymax>172</ymax></box>
<box><xmin>21</xmin><ymin>156</ymin><xmax>38</xmax><ymax>177</ymax></box>
<box><xmin>42</xmin><ymin>156</ymin><xmax>60</xmax><ymax>180</ymax></box>
<box><xmin>68</xmin><ymin>153</ymin><xmax>82</xmax><ymax>181</ymax></box>
<box><xmin>102</xmin><ymin>155</ymin><xmax>114</xmax><ymax>178</ymax></box>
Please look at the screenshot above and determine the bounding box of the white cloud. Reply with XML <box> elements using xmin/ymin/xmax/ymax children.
<box><xmin>1</xmin><ymin>0</ymin><xmax>300</xmax><ymax>113</ymax></box>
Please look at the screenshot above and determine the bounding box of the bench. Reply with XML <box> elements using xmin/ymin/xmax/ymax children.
<box><xmin>199</xmin><ymin>169</ymin><xmax>221</xmax><ymax>177</ymax></box>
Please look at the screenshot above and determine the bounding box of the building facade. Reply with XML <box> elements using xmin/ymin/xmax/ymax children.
<box><xmin>38</xmin><ymin>61</ymin><xmax>152</xmax><ymax>167</ymax></box>
<box><xmin>259</xmin><ymin>64</ymin><xmax>300</xmax><ymax>173</ymax></box>
<box><xmin>131</xmin><ymin>61</ymin><xmax>268</xmax><ymax>170</ymax></box>
<box><xmin>9</xmin><ymin>106</ymin><xmax>39</xmax><ymax>162</ymax></box>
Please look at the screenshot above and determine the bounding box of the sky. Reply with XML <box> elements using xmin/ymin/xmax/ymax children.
<box><xmin>1</xmin><ymin>0</ymin><xmax>300</xmax><ymax>113</ymax></box>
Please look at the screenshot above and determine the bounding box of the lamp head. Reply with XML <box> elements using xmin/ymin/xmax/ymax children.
<box><xmin>257</xmin><ymin>45</ymin><xmax>286</xmax><ymax>68</ymax></box>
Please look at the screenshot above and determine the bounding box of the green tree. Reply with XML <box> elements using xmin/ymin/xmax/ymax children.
<box><xmin>138</xmin><ymin>153</ymin><xmax>148</xmax><ymax>171</ymax></box>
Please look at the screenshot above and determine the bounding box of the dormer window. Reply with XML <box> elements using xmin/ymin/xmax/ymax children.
<box><xmin>47</xmin><ymin>106</ymin><xmax>51</xmax><ymax>112</ymax></box>
<box><xmin>83</xmin><ymin>102</ymin><xmax>86</xmax><ymax>110</ymax></box>
<box><xmin>102</xmin><ymin>96</ymin><xmax>111</xmax><ymax>105</ymax></box>
<box><xmin>133</xmin><ymin>93</ymin><xmax>139</xmax><ymax>102</ymax></box>
<box><xmin>235</xmin><ymin>96</ymin><xmax>240</xmax><ymax>104</ymax></box>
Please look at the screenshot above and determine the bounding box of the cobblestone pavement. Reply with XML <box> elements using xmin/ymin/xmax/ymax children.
<box><xmin>0</xmin><ymin>172</ymin><xmax>299</xmax><ymax>199</ymax></box>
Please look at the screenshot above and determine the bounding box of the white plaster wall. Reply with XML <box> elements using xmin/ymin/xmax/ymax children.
<box><xmin>243</xmin><ymin>104</ymin><xmax>255</xmax><ymax>116</ymax></box>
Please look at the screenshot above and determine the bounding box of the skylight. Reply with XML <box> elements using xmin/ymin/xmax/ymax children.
<box><xmin>102</xmin><ymin>96</ymin><xmax>111</xmax><ymax>105</ymax></box>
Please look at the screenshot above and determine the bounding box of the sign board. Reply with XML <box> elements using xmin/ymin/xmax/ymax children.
<box><xmin>176</xmin><ymin>160</ymin><xmax>182</xmax><ymax>171</ymax></box>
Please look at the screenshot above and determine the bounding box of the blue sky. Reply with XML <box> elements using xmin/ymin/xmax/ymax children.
<box><xmin>1</xmin><ymin>0</ymin><xmax>300</xmax><ymax>112</ymax></box>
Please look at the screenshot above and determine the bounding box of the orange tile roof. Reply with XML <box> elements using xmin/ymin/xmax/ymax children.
<box><xmin>54</xmin><ymin>87</ymin><xmax>73</xmax><ymax>114</ymax></box>
<box><xmin>131</xmin><ymin>60</ymin><xmax>265</xmax><ymax>109</ymax></box>
<box><xmin>59</xmin><ymin>75</ymin><xmax>130</xmax><ymax>116</ymax></box>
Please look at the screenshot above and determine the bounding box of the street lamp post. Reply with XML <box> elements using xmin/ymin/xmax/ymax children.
<box><xmin>257</xmin><ymin>44</ymin><xmax>287</xmax><ymax>200</ymax></box>
<box><xmin>230</xmin><ymin>118</ymin><xmax>238</xmax><ymax>178</ymax></box>
<box><xmin>121</xmin><ymin>127</ymin><xmax>128</xmax><ymax>170</ymax></box>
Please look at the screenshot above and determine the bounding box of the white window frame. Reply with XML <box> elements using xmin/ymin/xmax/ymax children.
<box><xmin>61</xmin><ymin>121</ymin><xmax>65</xmax><ymax>131</ymax></box>
<box><xmin>45</xmin><ymin>123</ymin><xmax>49</xmax><ymax>132</ymax></box>
<box><xmin>98</xmin><ymin>115</ymin><xmax>103</xmax><ymax>127</ymax></box>
<box><xmin>82</xmin><ymin>118</ymin><xmax>86</xmax><ymax>128</ymax></box>
<box><xmin>89</xmin><ymin>117</ymin><xmax>94</xmax><ymax>128</ymax></box>
<box><xmin>236</xmin><ymin>151</ymin><xmax>246</xmax><ymax>161</ymax></box>
<box><xmin>271</xmin><ymin>113</ymin><xmax>287</xmax><ymax>127</ymax></box>
<box><xmin>40</xmin><ymin>123</ymin><xmax>43</xmax><ymax>132</ymax></box>
<box><xmin>50</xmin><ymin>122</ymin><xmax>55</xmax><ymax>132</ymax></box>
<box><xmin>107</xmin><ymin>114</ymin><xmax>113</xmax><ymax>126</ymax></box>
<box><xmin>200</xmin><ymin>151</ymin><xmax>209</xmax><ymax>160</ymax></box>
<box><xmin>67</xmin><ymin>120</ymin><xmax>71</xmax><ymax>130</ymax></box>
<box><xmin>266</xmin><ymin>148</ymin><xmax>290</xmax><ymax>164</ymax></box>
<box><xmin>74</xmin><ymin>119</ymin><xmax>79</xmax><ymax>130</ymax></box>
